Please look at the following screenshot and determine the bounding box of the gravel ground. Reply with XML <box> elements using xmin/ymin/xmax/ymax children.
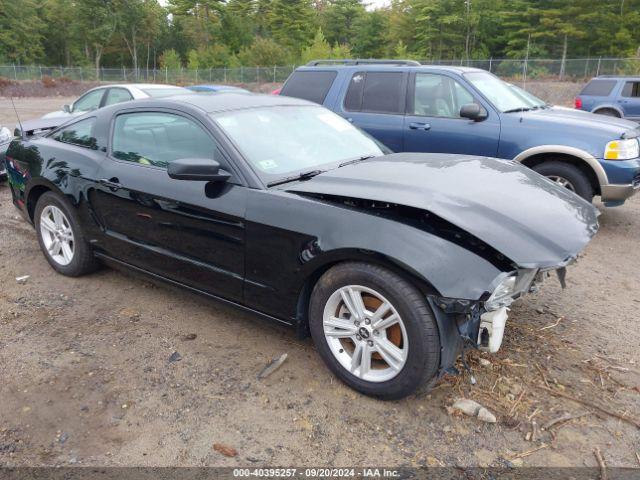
<box><xmin>0</xmin><ymin>98</ymin><xmax>639</xmax><ymax>468</ymax></box>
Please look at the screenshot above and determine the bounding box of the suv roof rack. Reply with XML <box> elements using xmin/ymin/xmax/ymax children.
<box><xmin>306</xmin><ymin>59</ymin><xmax>422</xmax><ymax>67</ymax></box>
<box><xmin>597</xmin><ymin>75</ymin><xmax>640</xmax><ymax>78</ymax></box>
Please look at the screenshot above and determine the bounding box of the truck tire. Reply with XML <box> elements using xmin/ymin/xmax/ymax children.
<box><xmin>532</xmin><ymin>160</ymin><xmax>594</xmax><ymax>202</ymax></box>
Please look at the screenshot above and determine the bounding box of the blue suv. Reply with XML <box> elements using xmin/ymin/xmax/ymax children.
<box><xmin>280</xmin><ymin>60</ymin><xmax>640</xmax><ymax>206</ymax></box>
<box><xmin>575</xmin><ymin>76</ymin><xmax>640</xmax><ymax>120</ymax></box>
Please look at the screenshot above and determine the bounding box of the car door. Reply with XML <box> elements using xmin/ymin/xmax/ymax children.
<box><xmin>618</xmin><ymin>81</ymin><xmax>640</xmax><ymax>120</ymax></box>
<box><xmin>89</xmin><ymin>109</ymin><xmax>247</xmax><ymax>302</ymax></box>
<box><xmin>334</xmin><ymin>71</ymin><xmax>407</xmax><ymax>152</ymax></box>
<box><xmin>403</xmin><ymin>72</ymin><xmax>500</xmax><ymax>157</ymax></box>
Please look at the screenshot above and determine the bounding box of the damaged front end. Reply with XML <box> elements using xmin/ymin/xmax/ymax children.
<box><xmin>428</xmin><ymin>263</ymin><xmax>571</xmax><ymax>377</ymax></box>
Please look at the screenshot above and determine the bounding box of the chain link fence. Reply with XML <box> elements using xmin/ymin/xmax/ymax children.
<box><xmin>0</xmin><ymin>65</ymin><xmax>297</xmax><ymax>84</ymax></box>
<box><xmin>2</xmin><ymin>58</ymin><xmax>640</xmax><ymax>84</ymax></box>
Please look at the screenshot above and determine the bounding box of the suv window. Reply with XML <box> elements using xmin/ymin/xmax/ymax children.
<box><xmin>413</xmin><ymin>73</ymin><xmax>475</xmax><ymax>118</ymax></box>
<box><xmin>621</xmin><ymin>81</ymin><xmax>640</xmax><ymax>97</ymax></box>
<box><xmin>111</xmin><ymin>112</ymin><xmax>221</xmax><ymax>169</ymax></box>
<box><xmin>281</xmin><ymin>71</ymin><xmax>337</xmax><ymax>104</ymax></box>
<box><xmin>345</xmin><ymin>72</ymin><xmax>405</xmax><ymax>114</ymax></box>
<box><xmin>52</xmin><ymin>118</ymin><xmax>97</xmax><ymax>149</ymax></box>
<box><xmin>105</xmin><ymin>88</ymin><xmax>133</xmax><ymax>106</ymax></box>
<box><xmin>580</xmin><ymin>79</ymin><xmax>617</xmax><ymax>96</ymax></box>
<box><xmin>73</xmin><ymin>89</ymin><xmax>105</xmax><ymax>112</ymax></box>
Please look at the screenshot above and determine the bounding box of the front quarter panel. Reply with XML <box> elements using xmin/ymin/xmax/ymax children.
<box><xmin>243</xmin><ymin>189</ymin><xmax>502</xmax><ymax>321</ymax></box>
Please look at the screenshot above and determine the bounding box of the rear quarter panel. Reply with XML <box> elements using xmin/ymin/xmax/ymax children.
<box><xmin>6</xmin><ymin>137</ymin><xmax>104</xmax><ymax>223</ymax></box>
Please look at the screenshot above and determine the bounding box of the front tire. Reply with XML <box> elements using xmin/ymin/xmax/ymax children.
<box><xmin>34</xmin><ymin>191</ymin><xmax>99</xmax><ymax>276</ymax></box>
<box><xmin>532</xmin><ymin>160</ymin><xmax>595</xmax><ymax>203</ymax></box>
<box><xmin>309</xmin><ymin>262</ymin><xmax>440</xmax><ymax>400</ymax></box>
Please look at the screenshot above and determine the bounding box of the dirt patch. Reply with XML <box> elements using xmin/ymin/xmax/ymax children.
<box><xmin>0</xmin><ymin>98</ymin><xmax>638</xmax><ymax>468</ymax></box>
<box><xmin>524</xmin><ymin>81</ymin><xmax>584</xmax><ymax>107</ymax></box>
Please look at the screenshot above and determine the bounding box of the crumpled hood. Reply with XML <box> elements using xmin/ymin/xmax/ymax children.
<box><xmin>287</xmin><ymin>153</ymin><xmax>599</xmax><ymax>268</ymax></box>
<box><xmin>15</xmin><ymin>117</ymin><xmax>68</xmax><ymax>137</ymax></box>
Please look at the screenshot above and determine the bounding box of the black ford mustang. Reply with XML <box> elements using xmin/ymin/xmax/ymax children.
<box><xmin>3</xmin><ymin>93</ymin><xmax>598</xmax><ymax>399</ymax></box>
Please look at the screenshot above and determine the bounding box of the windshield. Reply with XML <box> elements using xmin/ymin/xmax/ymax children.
<box><xmin>141</xmin><ymin>87</ymin><xmax>190</xmax><ymax>98</ymax></box>
<box><xmin>465</xmin><ymin>71</ymin><xmax>541</xmax><ymax>112</ymax></box>
<box><xmin>212</xmin><ymin>106</ymin><xmax>384</xmax><ymax>182</ymax></box>
<box><xmin>508</xmin><ymin>84</ymin><xmax>547</xmax><ymax>108</ymax></box>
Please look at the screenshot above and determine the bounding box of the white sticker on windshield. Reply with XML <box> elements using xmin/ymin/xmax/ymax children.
<box><xmin>259</xmin><ymin>159</ymin><xmax>278</xmax><ymax>170</ymax></box>
<box><xmin>317</xmin><ymin>113</ymin><xmax>353</xmax><ymax>132</ymax></box>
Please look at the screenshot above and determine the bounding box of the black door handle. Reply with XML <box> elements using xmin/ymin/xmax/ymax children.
<box><xmin>409</xmin><ymin>122</ymin><xmax>431</xmax><ymax>131</ymax></box>
<box><xmin>99</xmin><ymin>178</ymin><xmax>121</xmax><ymax>191</ymax></box>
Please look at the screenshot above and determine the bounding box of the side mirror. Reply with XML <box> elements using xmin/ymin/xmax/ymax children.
<box><xmin>460</xmin><ymin>103</ymin><xmax>487</xmax><ymax>121</ymax></box>
<box><xmin>167</xmin><ymin>158</ymin><xmax>231</xmax><ymax>182</ymax></box>
<box><xmin>63</xmin><ymin>104</ymin><xmax>71</xmax><ymax>113</ymax></box>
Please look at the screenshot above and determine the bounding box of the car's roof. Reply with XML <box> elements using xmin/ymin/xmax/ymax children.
<box><xmin>131</xmin><ymin>92</ymin><xmax>313</xmax><ymax>113</ymax></box>
<box><xmin>595</xmin><ymin>75</ymin><xmax>640</xmax><ymax>81</ymax></box>
<box><xmin>87</xmin><ymin>83</ymin><xmax>185</xmax><ymax>91</ymax></box>
<box><xmin>296</xmin><ymin>64</ymin><xmax>485</xmax><ymax>74</ymax></box>
<box><xmin>189</xmin><ymin>84</ymin><xmax>245</xmax><ymax>89</ymax></box>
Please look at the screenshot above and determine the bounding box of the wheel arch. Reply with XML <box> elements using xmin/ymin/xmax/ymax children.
<box><xmin>591</xmin><ymin>105</ymin><xmax>623</xmax><ymax>117</ymax></box>
<box><xmin>514</xmin><ymin>146</ymin><xmax>607</xmax><ymax>195</ymax></box>
<box><xmin>25</xmin><ymin>179</ymin><xmax>66</xmax><ymax>223</ymax></box>
<box><xmin>293</xmin><ymin>249</ymin><xmax>441</xmax><ymax>338</ymax></box>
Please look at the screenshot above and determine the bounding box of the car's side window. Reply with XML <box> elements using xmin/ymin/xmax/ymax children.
<box><xmin>51</xmin><ymin>117</ymin><xmax>98</xmax><ymax>149</ymax></box>
<box><xmin>280</xmin><ymin>71</ymin><xmax>337</xmax><ymax>104</ymax></box>
<box><xmin>104</xmin><ymin>88</ymin><xmax>133</xmax><ymax>106</ymax></box>
<box><xmin>344</xmin><ymin>72</ymin><xmax>405</xmax><ymax>114</ymax></box>
<box><xmin>621</xmin><ymin>81</ymin><xmax>640</xmax><ymax>98</ymax></box>
<box><xmin>580</xmin><ymin>79</ymin><xmax>617</xmax><ymax>96</ymax></box>
<box><xmin>111</xmin><ymin>112</ymin><xmax>222</xmax><ymax>169</ymax></box>
<box><xmin>73</xmin><ymin>89</ymin><xmax>105</xmax><ymax>113</ymax></box>
<box><xmin>413</xmin><ymin>73</ymin><xmax>476</xmax><ymax>118</ymax></box>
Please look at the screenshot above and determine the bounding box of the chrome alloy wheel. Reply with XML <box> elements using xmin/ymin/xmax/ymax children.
<box><xmin>322</xmin><ymin>285</ymin><xmax>408</xmax><ymax>382</ymax></box>
<box><xmin>547</xmin><ymin>175</ymin><xmax>576</xmax><ymax>192</ymax></box>
<box><xmin>39</xmin><ymin>205</ymin><xmax>75</xmax><ymax>266</ymax></box>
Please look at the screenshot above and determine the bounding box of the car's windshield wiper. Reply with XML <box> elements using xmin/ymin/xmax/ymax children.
<box><xmin>338</xmin><ymin>155</ymin><xmax>376</xmax><ymax>168</ymax></box>
<box><xmin>267</xmin><ymin>169</ymin><xmax>325</xmax><ymax>187</ymax></box>
<box><xmin>503</xmin><ymin>107</ymin><xmax>533</xmax><ymax>113</ymax></box>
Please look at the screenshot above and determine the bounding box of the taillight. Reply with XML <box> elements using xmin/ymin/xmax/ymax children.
<box><xmin>574</xmin><ymin>97</ymin><xmax>583</xmax><ymax>109</ymax></box>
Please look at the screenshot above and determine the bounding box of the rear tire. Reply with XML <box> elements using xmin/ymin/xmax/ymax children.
<box><xmin>532</xmin><ymin>160</ymin><xmax>595</xmax><ymax>202</ymax></box>
<box><xmin>34</xmin><ymin>191</ymin><xmax>99</xmax><ymax>277</ymax></box>
<box><xmin>595</xmin><ymin>108</ymin><xmax>621</xmax><ymax>118</ymax></box>
<box><xmin>309</xmin><ymin>262</ymin><xmax>440</xmax><ymax>400</ymax></box>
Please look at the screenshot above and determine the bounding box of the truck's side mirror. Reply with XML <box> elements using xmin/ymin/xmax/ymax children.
<box><xmin>460</xmin><ymin>103</ymin><xmax>487</xmax><ymax>121</ymax></box>
<box><xmin>63</xmin><ymin>104</ymin><xmax>72</xmax><ymax>113</ymax></box>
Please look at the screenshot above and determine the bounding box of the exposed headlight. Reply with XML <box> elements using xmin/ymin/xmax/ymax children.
<box><xmin>0</xmin><ymin>126</ymin><xmax>12</xmax><ymax>144</ymax></box>
<box><xmin>604</xmin><ymin>138</ymin><xmax>639</xmax><ymax>160</ymax></box>
<box><xmin>485</xmin><ymin>274</ymin><xmax>517</xmax><ymax>311</ymax></box>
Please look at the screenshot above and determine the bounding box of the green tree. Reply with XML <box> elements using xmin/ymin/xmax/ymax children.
<box><xmin>300</xmin><ymin>28</ymin><xmax>332</xmax><ymax>63</ymax></box>
<box><xmin>320</xmin><ymin>0</ymin><xmax>365</xmax><ymax>46</ymax></box>
<box><xmin>269</xmin><ymin>0</ymin><xmax>316</xmax><ymax>51</ymax></box>
<box><xmin>160</xmin><ymin>48</ymin><xmax>183</xmax><ymax>69</ymax></box>
<box><xmin>0</xmin><ymin>0</ymin><xmax>45</xmax><ymax>63</ymax></box>
<box><xmin>238</xmin><ymin>37</ymin><xmax>291</xmax><ymax>65</ymax></box>
<box><xmin>351</xmin><ymin>10</ymin><xmax>389</xmax><ymax>58</ymax></box>
<box><xmin>221</xmin><ymin>0</ymin><xmax>256</xmax><ymax>52</ymax></box>
<box><xmin>76</xmin><ymin>0</ymin><xmax>118</xmax><ymax>76</ymax></box>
